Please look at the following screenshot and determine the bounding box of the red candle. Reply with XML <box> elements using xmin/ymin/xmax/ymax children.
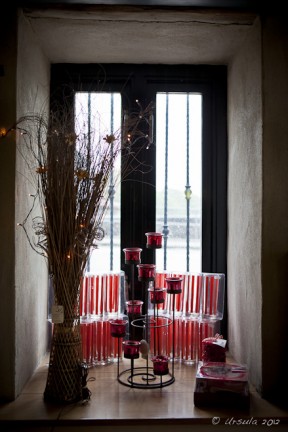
<box><xmin>152</xmin><ymin>355</ymin><xmax>169</xmax><ymax>375</ymax></box>
<box><xmin>123</xmin><ymin>247</ymin><xmax>142</xmax><ymax>264</ymax></box>
<box><xmin>137</xmin><ymin>264</ymin><xmax>156</xmax><ymax>281</ymax></box>
<box><xmin>145</xmin><ymin>232</ymin><xmax>163</xmax><ymax>249</ymax></box>
<box><xmin>202</xmin><ymin>335</ymin><xmax>226</xmax><ymax>363</ymax></box>
<box><xmin>109</xmin><ymin>319</ymin><xmax>127</xmax><ymax>338</ymax></box>
<box><xmin>123</xmin><ymin>340</ymin><xmax>141</xmax><ymax>359</ymax></box>
<box><xmin>165</xmin><ymin>277</ymin><xmax>183</xmax><ymax>294</ymax></box>
<box><xmin>126</xmin><ymin>300</ymin><xmax>143</xmax><ymax>315</ymax></box>
<box><xmin>148</xmin><ymin>287</ymin><xmax>166</xmax><ymax>304</ymax></box>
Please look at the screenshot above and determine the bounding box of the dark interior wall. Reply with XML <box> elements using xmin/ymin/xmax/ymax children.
<box><xmin>262</xmin><ymin>14</ymin><xmax>288</xmax><ymax>407</ymax></box>
<box><xmin>0</xmin><ymin>7</ymin><xmax>17</xmax><ymax>400</ymax></box>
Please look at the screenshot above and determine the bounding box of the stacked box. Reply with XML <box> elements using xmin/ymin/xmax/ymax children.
<box><xmin>194</xmin><ymin>361</ymin><xmax>250</xmax><ymax>409</ymax></box>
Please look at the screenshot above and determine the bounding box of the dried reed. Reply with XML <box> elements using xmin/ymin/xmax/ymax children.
<box><xmin>5</xmin><ymin>100</ymin><xmax>153</xmax><ymax>403</ymax></box>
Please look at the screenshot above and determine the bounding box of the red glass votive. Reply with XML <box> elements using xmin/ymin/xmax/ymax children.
<box><xmin>152</xmin><ymin>355</ymin><xmax>169</xmax><ymax>375</ymax></box>
<box><xmin>123</xmin><ymin>340</ymin><xmax>141</xmax><ymax>359</ymax></box>
<box><xmin>145</xmin><ymin>232</ymin><xmax>163</xmax><ymax>249</ymax></box>
<box><xmin>165</xmin><ymin>277</ymin><xmax>183</xmax><ymax>294</ymax></box>
<box><xmin>123</xmin><ymin>247</ymin><xmax>142</xmax><ymax>264</ymax></box>
<box><xmin>126</xmin><ymin>300</ymin><xmax>143</xmax><ymax>315</ymax></box>
<box><xmin>148</xmin><ymin>287</ymin><xmax>167</xmax><ymax>304</ymax></box>
<box><xmin>202</xmin><ymin>336</ymin><xmax>226</xmax><ymax>363</ymax></box>
<box><xmin>137</xmin><ymin>264</ymin><xmax>156</xmax><ymax>281</ymax></box>
<box><xmin>109</xmin><ymin>319</ymin><xmax>127</xmax><ymax>338</ymax></box>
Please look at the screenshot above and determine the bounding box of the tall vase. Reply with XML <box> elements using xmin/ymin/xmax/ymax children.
<box><xmin>44</xmin><ymin>277</ymin><xmax>84</xmax><ymax>404</ymax></box>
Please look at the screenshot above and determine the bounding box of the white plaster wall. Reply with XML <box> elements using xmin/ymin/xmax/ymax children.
<box><xmin>14</xmin><ymin>10</ymin><xmax>50</xmax><ymax>397</ymax></box>
<box><xmin>227</xmin><ymin>17</ymin><xmax>262</xmax><ymax>392</ymax></box>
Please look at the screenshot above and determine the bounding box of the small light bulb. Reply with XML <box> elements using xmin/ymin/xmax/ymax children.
<box><xmin>0</xmin><ymin>128</ymin><xmax>7</xmax><ymax>137</ymax></box>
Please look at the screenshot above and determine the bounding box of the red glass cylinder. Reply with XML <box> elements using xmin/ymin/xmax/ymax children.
<box><xmin>109</xmin><ymin>319</ymin><xmax>127</xmax><ymax>338</ymax></box>
<box><xmin>123</xmin><ymin>247</ymin><xmax>142</xmax><ymax>264</ymax></box>
<box><xmin>126</xmin><ymin>300</ymin><xmax>143</xmax><ymax>315</ymax></box>
<box><xmin>152</xmin><ymin>355</ymin><xmax>169</xmax><ymax>375</ymax></box>
<box><xmin>165</xmin><ymin>277</ymin><xmax>183</xmax><ymax>294</ymax></box>
<box><xmin>148</xmin><ymin>287</ymin><xmax>167</xmax><ymax>304</ymax></box>
<box><xmin>145</xmin><ymin>232</ymin><xmax>163</xmax><ymax>249</ymax></box>
<box><xmin>137</xmin><ymin>264</ymin><xmax>156</xmax><ymax>281</ymax></box>
<box><xmin>123</xmin><ymin>340</ymin><xmax>141</xmax><ymax>359</ymax></box>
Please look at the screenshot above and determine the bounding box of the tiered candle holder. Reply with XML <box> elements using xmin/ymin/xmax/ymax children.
<box><xmin>117</xmin><ymin>233</ymin><xmax>179</xmax><ymax>388</ymax></box>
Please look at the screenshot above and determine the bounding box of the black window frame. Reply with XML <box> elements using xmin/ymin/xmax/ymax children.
<box><xmin>50</xmin><ymin>63</ymin><xmax>227</xmax><ymax>334</ymax></box>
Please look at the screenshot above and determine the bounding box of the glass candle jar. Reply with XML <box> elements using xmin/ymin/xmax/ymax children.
<box><xmin>148</xmin><ymin>287</ymin><xmax>167</xmax><ymax>304</ymax></box>
<box><xmin>123</xmin><ymin>340</ymin><xmax>141</xmax><ymax>359</ymax></box>
<box><xmin>109</xmin><ymin>319</ymin><xmax>127</xmax><ymax>338</ymax></box>
<box><xmin>137</xmin><ymin>264</ymin><xmax>156</xmax><ymax>281</ymax></box>
<box><xmin>145</xmin><ymin>232</ymin><xmax>163</xmax><ymax>249</ymax></box>
<box><xmin>202</xmin><ymin>336</ymin><xmax>226</xmax><ymax>363</ymax></box>
<box><xmin>165</xmin><ymin>277</ymin><xmax>183</xmax><ymax>294</ymax></box>
<box><xmin>152</xmin><ymin>355</ymin><xmax>169</xmax><ymax>375</ymax></box>
<box><xmin>126</xmin><ymin>300</ymin><xmax>143</xmax><ymax>315</ymax></box>
<box><xmin>123</xmin><ymin>247</ymin><xmax>142</xmax><ymax>265</ymax></box>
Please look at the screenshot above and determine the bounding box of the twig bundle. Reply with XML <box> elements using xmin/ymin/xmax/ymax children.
<box><xmin>5</xmin><ymin>100</ymin><xmax>153</xmax><ymax>403</ymax></box>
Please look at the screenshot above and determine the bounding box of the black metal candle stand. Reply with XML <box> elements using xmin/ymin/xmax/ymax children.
<box><xmin>114</xmin><ymin>244</ymin><xmax>181</xmax><ymax>389</ymax></box>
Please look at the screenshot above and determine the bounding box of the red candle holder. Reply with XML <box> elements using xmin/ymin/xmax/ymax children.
<box><xmin>148</xmin><ymin>287</ymin><xmax>167</xmax><ymax>304</ymax></box>
<box><xmin>152</xmin><ymin>355</ymin><xmax>169</xmax><ymax>375</ymax></box>
<box><xmin>202</xmin><ymin>336</ymin><xmax>226</xmax><ymax>363</ymax></box>
<box><xmin>109</xmin><ymin>319</ymin><xmax>127</xmax><ymax>338</ymax></box>
<box><xmin>126</xmin><ymin>300</ymin><xmax>143</xmax><ymax>315</ymax></box>
<box><xmin>137</xmin><ymin>264</ymin><xmax>156</xmax><ymax>281</ymax></box>
<box><xmin>165</xmin><ymin>277</ymin><xmax>183</xmax><ymax>294</ymax></box>
<box><xmin>123</xmin><ymin>340</ymin><xmax>141</xmax><ymax>359</ymax></box>
<box><xmin>145</xmin><ymin>232</ymin><xmax>163</xmax><ymax>249</ymax></box>
<box><xmin>123</xmin><ymin>247</ymin><xmax>142</xmax><ymax>265</ymax></box>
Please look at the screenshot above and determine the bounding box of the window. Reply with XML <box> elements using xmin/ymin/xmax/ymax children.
<box><xmin>155</xmin><ymin>92</ymin><xmax>202</xmax><ymax>273</ymax></box>
<box><xmin>51</xmin><ymin>63</ymin><xmax>227</xmax><ymax>330</ymax></box>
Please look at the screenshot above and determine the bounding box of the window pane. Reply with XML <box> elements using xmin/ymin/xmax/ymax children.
<box><xmin>75</xmin><ymin>92</ymin><xmax>122</xmax><ymax>272</ymax></box>
<box><xmin>156</xmin><ymin>93</ymin><xmax>202</xmax><ymax>273</ymax></box>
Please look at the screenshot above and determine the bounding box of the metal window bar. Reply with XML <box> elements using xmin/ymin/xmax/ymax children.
<box><xmin>109</xmin><ymin>93</ymin><xmax>115</xmax><ymax>271</ymax></box>
<box><xmin>185</xmin><ymin>94</ymin><xmax>192</xmax><ymax>272</ymax></box>
<box><xmin>161</xmin><ymin>92</ymin><xmax>194</xmax><ymax>273</ymax></box>
<box><xmin>162</xmin><ymin>93</ymin><xmax>169</xmax><ymax>270</ymax></box>
<box><xmin>86</xmin><ymin>93</ymin><xmax>92</xmax><ymax>273</ymax></box>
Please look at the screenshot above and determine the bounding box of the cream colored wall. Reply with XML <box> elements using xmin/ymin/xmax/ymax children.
<box><xmin>15</xmin><ymin>10</ymin><xmax>50</xmax><ymax>398</ymax></box>
<box><xmin>227</xmin><ymin>17</ymin><xmax>263</xmax><ymax>392</ymax></box>
<box><xmin>0</xmin><ymin>9</ymin><xmax>50</xmax><ymax>400</ymax></box>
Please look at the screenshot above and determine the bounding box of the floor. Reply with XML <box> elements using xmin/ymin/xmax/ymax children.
<box><xmin>0</xmin><ymin>355</ymin><xmax>288</xmax><ymax>432</ymax></box>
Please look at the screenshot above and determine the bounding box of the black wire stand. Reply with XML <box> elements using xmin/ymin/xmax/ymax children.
<box><xmin>113</xmin><ymin>239</ymin><xmax>182</xmax><ymax>389</ymax></box>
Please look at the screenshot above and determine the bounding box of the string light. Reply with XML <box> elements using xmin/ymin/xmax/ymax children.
<box><xmin>0</xmin><ymin>128</ymin><xmax>7</xmax><ymax>137</ymax></box>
